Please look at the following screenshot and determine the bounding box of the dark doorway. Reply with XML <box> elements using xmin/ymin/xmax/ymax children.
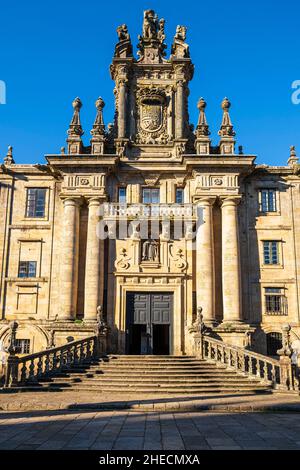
<box><xmin>267</xmin><ymin>332</ymin><xmax>283</xmax><ymax>356</ymax></box>
<box><xmin>153</xmin><ymin>324</ymin><xmax>170</xmax><ymax>355</ymax></box>
<box><xmin>126</xmin><ymin>292</ymin><xmax>173</xmax><ymax>355</ymax></box>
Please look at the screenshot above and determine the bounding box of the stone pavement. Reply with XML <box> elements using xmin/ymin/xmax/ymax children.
<box><xmin>0</xmin><ymin>409</ymin><xmax>300</xmax><ymax>450</ymax></box>
<box><xmin>0</xmin><ymin>390</ymin><xmax>300</xmax><ymax>412</ymax></box>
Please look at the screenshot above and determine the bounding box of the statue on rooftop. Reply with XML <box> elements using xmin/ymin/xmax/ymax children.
<box><xmin>114</xmin><ymin>23</ymin><xmax>133</xmax><ymax>58</ymax></box>
<box><xmin>142</xmin><ymin>9</ymin><xmax>158</xmax><ymax>39</ymax></box>
<box><xmin>171</xmin><ymin>25</ymin><xmax>190</xmax><ymax>58</ymax></box>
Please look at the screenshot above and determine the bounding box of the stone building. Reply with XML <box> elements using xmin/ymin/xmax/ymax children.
<box><xmin>1</xmin><ymin>10</ymin><xmax>300</xmax><ymax>357</ymax></box>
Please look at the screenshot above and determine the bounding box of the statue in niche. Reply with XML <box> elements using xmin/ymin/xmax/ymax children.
<box><xmin>142</xmin><ymin>9</ymin><xmax>158</xmax><ymax>39</ymax></box>
<box><xmin>142</xmin><ymin>239</ymin><xmax>159</xmax><ymax>262</ymax></box>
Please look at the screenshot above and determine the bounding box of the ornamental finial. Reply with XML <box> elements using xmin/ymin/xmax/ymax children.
<box><xmin>91</xmin><ymin>97</ymin><xmax>105</xmax><ymax>136</ymax></box>
<box><xmin>196</xmin><ymin>98</ymin><xmax>210</xmax><ymax>137</ymax></box>
<box><xmin>288</xmin><ymin>145</ymin><xmax>298</xmax><ymax>166</ymax></box>
<box><xmin>4</xmin><ymin>145</ymin><xmax>15</xmax><ymax>165</ymax></box>
<box><xmin>68</xmin><ymin>97</ymin><xmax>84</xmax><ymax>137</ymax></box>
<box><xmin>218</xmin><ymin>97</ymin><xmax>235</xmax><ymax>137</ymax></box>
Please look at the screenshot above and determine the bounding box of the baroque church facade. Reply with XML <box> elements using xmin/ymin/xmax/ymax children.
<box><xmin>1</xmin><ymin>10</ymin><xmax>300</xmax><ymax>357</ymax></box>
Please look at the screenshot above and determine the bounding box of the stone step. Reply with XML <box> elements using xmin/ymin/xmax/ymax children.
<box><xmin>42</xmin><ymin>384</ymin><xmax>270</xmax><ymax>394</ymax></box>
<box><xmin>45</xmin><ymin>379</ymin><xmax>266</xmax><ymax>389</ymax></box>
<box><xmin>47</xmin><ymin>372</ymin><xmax>245</xmax><ymax>380</ymax></box>
<box><xmin>49</xmin><ymin>377</ymin><xmax>262</xmax><ymax>385</ymax></box>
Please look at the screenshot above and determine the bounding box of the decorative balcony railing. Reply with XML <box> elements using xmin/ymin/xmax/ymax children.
<box><xmin>102</xmin><ymin>203</ymin><xmax>198</xmax><ymax>219</ymax></box>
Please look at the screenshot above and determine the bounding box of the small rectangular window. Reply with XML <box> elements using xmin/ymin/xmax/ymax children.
<box><xmin>176</xmin><ymin>188</ymin><xmax>184</xmax><ymax>204</ymax></box>
<box><xmin>26</xmin><ymin>188</ymin><xmax>46</xmax><ymax>218</ymax></box>
<box><xmin>259</xmin><ymin>189</ymin><xmax>277</xmax><ymax>212</ymax></box>
<box><xmin>263</xmin><ymin>241</ymin><xmax>279</xmax><ymax>265</ymax></box>
<box><xmin>118</xmin><ymin>187</ymin><xmax>126</xmax><ymax>203</ymax></box>
<box><xmin>15</xmin><ymin>339</ymin><xmax>30</xmax><ymax>354</ymax></box>
<box><xmin>142</xmin><ymin>188</ymin><xmax>160</xmax><ymax>204</ymax></box>
<box><xmin>18</xmin><ymin>261</ymin><xmax>37</xmax><ymax>278</ymax></box>
<box><xmin>264</xmin><ymin>288</ymin><xmax>287</xmax><ymax>315</ymax></box>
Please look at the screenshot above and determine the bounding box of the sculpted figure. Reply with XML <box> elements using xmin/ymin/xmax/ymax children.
<box><xmin>171</xmin><ymin>25</ymin><xmax>190</xmax><ymax>58</ymax></box>
<box><xmin>116</xmin><ymin>24</ymin><xmax>130</xmax><ymax>41</ymax></box>
<box><xmin>143</xmin><ymin>10</ymin><xmax>158</xmax><ymax>39</ymax></box>
<box><xmin>142</xmin><ymin>239</ymin><xmax>158</xmax><ymax>261</ymax></box>
<box><xmin>158</xmin><ymin>18</ymin><xmax>166</xmax><ymax>43</ymax></box>
<box><xmin>175</xmin><ymin>25</ymin><xmax>187</xmax><ymax>41</ymax></box>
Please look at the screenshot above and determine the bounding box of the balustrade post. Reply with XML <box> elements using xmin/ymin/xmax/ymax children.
<box><xmin>4</xmin><ymin>321</ymin><xmax>20</xmax><ymax>388</ymax></box>
<box><xmin>4</xmin><ymin>356</ymin><xmax>19</xmax><ymax>387</ymax></box>
<box><xmin>279</xmin><ymin>355</ymin><xmax>293</xmax><ymax>391</ymax></box>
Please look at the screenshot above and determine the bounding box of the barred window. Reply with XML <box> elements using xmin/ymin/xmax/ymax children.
<box><xmin>263</xmin><ymin>241</ymin><xmax>279</xmax><ymax>265</ymax></box>
<box><xmin>18</xmin><ymin>261</ymin><xmax>37</xmax><ymax>278</ymax></box>
<box><xmin>265</xmin><ymin>287</ymin><xmax>287</xmax><ymax>315</ymax></box>
<box><xmin>15</xmin><ymin>339</ymin><xmax>30</xmax><ymax>354</ymax></box>
<box><xmin>259</xmin><ymin>189</ymin><xmax>277</xmax><ymax>212</ymax></box>
<box><xmin>26</xmin><ymin>188</ymin><xmax>46</xmax><ymax>218</ymax></box>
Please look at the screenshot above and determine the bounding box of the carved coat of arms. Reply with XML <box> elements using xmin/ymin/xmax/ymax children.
<box><xmin>140</xmin><ymin>102</ymin><xmax>163</xmax><ymax>133</ymax></box>
<box><xmin>136</xmin><ymin>87</ymin><xmax>168</xmax><ymax>144</ymax></box>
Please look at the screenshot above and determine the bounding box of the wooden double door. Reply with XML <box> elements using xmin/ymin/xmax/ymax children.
<box><xmin>126</xmin><ymin>292</ymin><xmax>173</xmax><ymax>355</ymax></box>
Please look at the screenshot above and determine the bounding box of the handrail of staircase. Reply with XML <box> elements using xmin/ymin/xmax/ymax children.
<box><xmin>3</xmin><ymin>335</ymin><xmax>98</xmax><ymax>388</ymax></box>
<box><xmin>194</xmin><ymin>332</ymin><xmax>297</xmax><ymax>392</ymax></box>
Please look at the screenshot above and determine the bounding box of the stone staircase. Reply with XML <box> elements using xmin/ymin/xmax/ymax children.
<box><xmin>28</xmin><ymin>355</ymin><xmax>272</xmax><ymax>395</ymax></box>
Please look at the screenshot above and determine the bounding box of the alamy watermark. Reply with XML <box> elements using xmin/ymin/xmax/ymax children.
<box><xmin>291</xmin><ymin>80</ymin><xmax>300</xmax><ymax>105</ymax></box>
<box><xmin>0</xmin><ymin>80</ymin><xmax>6</xmax><ymax>104</ymax></box>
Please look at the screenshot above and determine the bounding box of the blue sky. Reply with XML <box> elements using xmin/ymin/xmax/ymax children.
<box><xmin>0</xmin><ymin>0</ymin><xmax>299</xmax><ymax>165</ymax></box>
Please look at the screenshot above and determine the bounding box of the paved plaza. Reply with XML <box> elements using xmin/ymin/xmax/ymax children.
<box><xmin>0</xmin><ymin>409</ymin><xmax>300</xmax><ymax>450</ymax></box>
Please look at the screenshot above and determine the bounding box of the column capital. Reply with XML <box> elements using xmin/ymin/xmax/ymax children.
<box><xmin>86</xmin><ymin>197</ymin><xmax>102</xmax><ymax>207</ymax></box>
<box><xmin>196</xmin><ymin>196</ymin><xmax>216</xmax><ymax>206</ymax></box>
<box><xmin>220</xmin><ymin>195</ymin><xmax>241</xmax><ymax>207</ymax></box>
<box><xmin>61</xmin><ymin>196</ymin><xmax>83</xmax><ymax>207</ymax></box>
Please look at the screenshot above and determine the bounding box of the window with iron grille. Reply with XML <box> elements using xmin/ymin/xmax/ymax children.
<box><xmin>175</xmin><ymin>188</ymin><xmax>184</xmax><ymax>204</ymax></box>
<box><xmin>18</xmin><ymin>261</ymin><xmax>37</xmax><ymax>278</ymax></box>
<box><xmin>265</xmin><ymin>288</ymin><xmax>287</xmax><ymax>315</ymax></box>
<box><xmin>259</xmin><ymin>189</ymin><xmax>277</xmax><ymax>212</ymax></box>
<box><xmin>263</xmin><ymin>241</ymin><xmax>279</xmax><ymax>265</ymax></box>
<box><xmin>142</xmin><ymin>188</ymin><xmax>160</xmax><ymax>204</ymax></box>
<box><xmin>25</xmin><ymin>188</ymin><xmax>46</xmax><ymax>218</ymax></box>
<box><xmin>15</xmin><ymin>339</ymin><xmax>30</xmax><ymax>354</ymax></box>
<box><xmin>118</xmin><ymin>187</ymin><xmax>126</xmax><ymax>203</ymax></box>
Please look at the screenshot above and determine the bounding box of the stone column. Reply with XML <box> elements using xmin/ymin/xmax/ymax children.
<box><xmin>84</xmin><ymin>198</ymin><xmax>103</xmax><ymax>321</ymax></box>
<box><xmin>221</xmin><ymin>197</ymin><xmax>242</xmax><ymax>323</ymax></box>
<box><xmin>196</xmin><ymin>197</ymin><xmax>216</xmax><ymax>325</ymax></box>
<box><xmin>59</xmin><ymin>198</ymin><xmax>80</xmax><ymax>320</ymax></box>
<box><xmin>118</xmin><ymin>80</ymin><xmax>126</xmax><ymax>138</ymax></box>
<box><xmin>175</xmin><ymin>80</ymin><xmax>184</xmax><ymax>139</ymax></box>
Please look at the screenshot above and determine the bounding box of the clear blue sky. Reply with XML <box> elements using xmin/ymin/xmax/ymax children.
<box><xmin>0</xmin><ymin>0</ymin><xmax>299</xmax><ymax>165</ymax></box>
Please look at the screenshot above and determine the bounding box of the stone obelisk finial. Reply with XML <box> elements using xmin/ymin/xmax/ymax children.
<box><xmin>4</xmin><ymin>145</ymin><xmax>15</xmax><ymax>165</ymax></box>
<box><xmin>288</xmin><ymin>145</ymin><xmax>298</xmax><ymax>166</ymax></box>
<box><xmin>66</xmin><ymin>97</ymin><xmax>84</xmax><ymax>154</ymax></box>
<box><xmin>91</xmin><ymin>97</ymin><xmax>106</xmax><ymax>154</ymax></box>
<box><xmin>218</xmin><ymin>97</ymin><xmax>236</xmax><ymax>154</ymax></box>
<box><xmin>195</xmin><ymin>98</ymin><xmax>211</xmax><ymax>155</ymax></box>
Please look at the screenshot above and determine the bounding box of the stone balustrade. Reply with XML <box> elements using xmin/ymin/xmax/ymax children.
<box><xmin>193</xmin><ymin>333</ymin><xmax>298</xmax><ymax>392</ymax></box>
<box><xmin>3</xmin><ymin>335</ymin><xmax>98</xmax><ymax>388</ymax></box>
<box><xmin>102</xmin><ymin>203</ymin><xmax>197</xmax><ymax>219</ymax></box>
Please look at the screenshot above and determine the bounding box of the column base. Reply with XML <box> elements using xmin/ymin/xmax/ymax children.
<box><xmin>203</xmin><ymin>319</ymin><xmax>219</xmax><ymax>328</ymax></box>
